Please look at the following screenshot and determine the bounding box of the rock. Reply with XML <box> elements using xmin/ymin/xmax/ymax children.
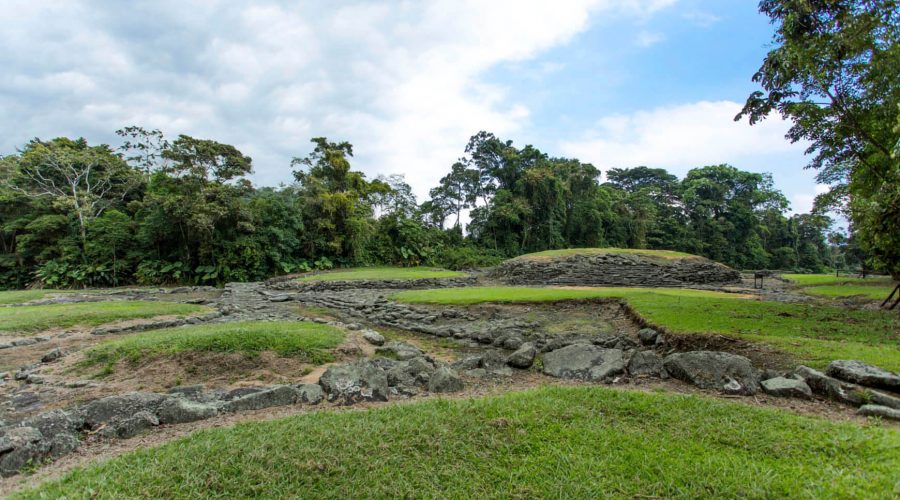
<box><xmin>760</xmin><ymin>377</ymin><xmax>813</xmax><ymax>399</ymax></box>
<box><xmin>427</xmin><ymin>366</ymin><xmax>464</xmax><ymax>393</ymax></box>
<box><xmin>319</xmin><ymin>361</ymin><xmax>389</xmax><ymax>405</ymax></box>
<box><xmin>375</xmin><ymin>341</ymin><xmax>423</xmax><ymax>361</ymax></box>
<box><xmin>627</xmin><ymin>350</ymin><xmax>664</xmax><ymax>377</ymax></box>
<box><xmin>795</xmin><ymin>366</ymin><xmax>869</xmax><ymax>406</ymax></box>
<box><xmin>362</xmin><ymin>330</ymin><xmax>386</xmax><ymax>346</ymax></box>
<box><xmin>346</xmin><ymin>323</ymin><xmax>363</xmax><ymax>331</ymax></box>
<box><xmin>295</xmin><ymin>384</ymin><xmax>324</xmax><ymax>404</ymax></box>
<box><xmin>79</xmin><ymin>392</ymin><xmax>170</xmax><ymax>429</ymax></box>
<box><xmin>452</xmin><ymin>356</ymin><xmax>482</xmax><ymax>371</ymax></box>
<box><xmin>268</xmin><ymin>294</ymin><xmax>291</xmax><ymax>302</ymax></box>
<box><xmin>0</xmin><ymin>427</ymin><xmax>47</xmax><ymax>477</ymax></box>
<box><xmin>221</xmin><ymin>387</ymin><xmax>266</xmax><ymax>401</ymax></box>
<box><xmin>479</xmin><ymin>350</ymin><xmax>509</xmax><ymax>371</ymax></box>
<box><xmin>220</xmin><ymin>385</ymin><xmax>301</xmax><ymax>412</ymax></box>
<box><xmin>500</xmin><ymin>334</ymin><xmax>525</xmax><ymax>350</ymax></box>
<box><xmin>105</xmin><ymin>411</ymin><xmax>158</xmax><ymax>439</ymax></box>
<box><xmin>157</xmin><ymin>398</ymin><xmax>218</xmax><ymax>424</ymax></box>
<box><xmin>857</xmin><ymin>404</ymin><xmax>900</xmax><ymax>421</ymax></box>
<box><xmin>542</xmin><ymin>345</ymin><xmax>625</xmax><ymax>382</ymax></box>
<box><xmin>167</xmin><ymin>385</ymin><xmax>206</xmax><ymax>400</ymax></box>
<box><xmin>506</xmin><ymin>343</ymin><xmax>537</xmax><ymax>369</ymax></box>
<box><xmin>637</xmin><ymin>328</ymin><xmax>659</xmax><ymax>346</ymax></box>
<box><xmin>40</xmin><ymin>348</ymin><xmax>63</xmax><ymax>363</ymax></box>
<box><xmin>826</xmin><ymin>360</ymin><xmax>900</xmax><ymax>392</ymax></box>
<box><xmin>663</xmin><ymin>351</ymin><xmax>760</xmax><ymax>395</ymax></box>
<box><xmin>21</xmin><ymin>409</ymin><xmax>83</xmax><ymax>437</ymax></box>
<box><xmin>46</xmin><ymin>432</ymin><xmax>80</xmax><ymax>458</ymax></box>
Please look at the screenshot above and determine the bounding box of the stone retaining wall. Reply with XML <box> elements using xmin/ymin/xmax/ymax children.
<box><xmin>269</xmin><ymin>276</ymin><xmax>476</xmax><ymax>292</ymax></box>
<box><xmin>490</xmin><ymin>253</ymin><xmax>741</xmax><ymax>287</ymax></box>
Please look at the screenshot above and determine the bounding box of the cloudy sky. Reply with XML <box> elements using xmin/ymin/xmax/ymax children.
<box><xmin>0</xmin><ymin>0</ymin><xmax>823</xmax><ymax>212</ymax></box>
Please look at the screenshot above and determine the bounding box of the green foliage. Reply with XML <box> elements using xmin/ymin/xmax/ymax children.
<box><xmin>434</xmin><ymin>246</ymin><xmax>504</xmax><ymax>270</ymax></box>
<box><xmin>738</xmin><ymin>0</ymin><xmax>900</xmax><ymax>277</ymax></box>
<box><xmin>17</xmin><ymin>386</ymin><xmax>899</xmax><ymax>498</ymax></box>
<box><xmin>395</xmin><ymin>286</ymin><xmax>900</xmax><ymax>370</ymax></box>
<box><xmin>0</xmin><ymin>301</ymin><xmax>209</xmax><ymax>334</ymax></box>
<box><xmin>297</xmin><ymin>266</ymin><xmax>464</xmax><ymax>282</ymax></box>
<box><xmin>82</xmin><ymin>321</ymin><xmax>345</xmax><ymax>368</ymax></box>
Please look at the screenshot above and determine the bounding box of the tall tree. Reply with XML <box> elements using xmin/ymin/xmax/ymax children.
<box><xmin>737</xmin><ymin>0</ymin><xmax>899</xmax><ymax>276</ymax></box>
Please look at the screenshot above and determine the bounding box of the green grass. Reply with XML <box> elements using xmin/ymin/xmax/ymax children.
<box><xmin>297</xmin><ymin>266</ymin><xmax>465</xmax><ymax>282</ymax></box>
<box><xmin>82</xmin><ymin>321</ymin><xmax>345</xmax><ymax>367</ymax></box>
<box><xmin>394</xmin><ymin>287</ymin><xmax>900</xmax><ymax>371</ymax></box>
<box><xmin>0</xmin><ymin>301</ymin><xmax>210</xmax><ymax>335</ymax></box>
<box><xmin>782</xmin><ymin>274</ymin><xmax>896</xmax><ymax>301</ymax></box>
<box><xmin>514</xmin><ymin>247</ymin><xmax>698</xmax><ymax>260</ymax></box>
<box><xmin>0</xmin><ymin>289</ymin><xmax>69</xmax><ymax>305</ymax></box>
<box><xmin>16</xmin><ymin>386</ymin><xmax>899</xmax><ymax>499</ymax></box>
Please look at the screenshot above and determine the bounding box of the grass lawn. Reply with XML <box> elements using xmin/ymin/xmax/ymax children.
<box><xmin>16</xmin><ymin>386</ymin><xmax>899</xmax><ymax>499</ymax></box>
<box><xmin>297</xmin><ymin>266</ymin><xmax>465</xmax><ymax>282</ymax></box>
<box><xmin>82</xmin><ymin>321</ymin><xmax>345</xmax><ymax>368</ymax></box>
<box><xmin>394</xmin><ymin>287</ymin><xmax>900</xmax><ymax>371</ymax></box>
<box><xmin>0</xmin><ymin>301</ymin><xmax>210</xmax><ymax>335</ymax></box>
<box><xmin>0</xmin><ymin>289</ymin><xmax>69</xmax><ymax>305</ymax></box>
<box><xmin>782</xmin><ymin>274</ymin><xmax>896</xmax><ymax>301</ymax></box>
<box><xmin>513</xmin><ymin>247</ymin><xmax>697</xmax><ymax>260</ymax></box>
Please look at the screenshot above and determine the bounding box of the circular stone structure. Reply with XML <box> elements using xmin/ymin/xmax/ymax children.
<box><xmin>490</xmin><ymin>248</ymin><xmax>741</xmax><ymax>287</ymax></box>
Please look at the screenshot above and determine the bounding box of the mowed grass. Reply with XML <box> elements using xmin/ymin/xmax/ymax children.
<box><xmin>0</xmin><ymin>289</ymin><xmax>69</xmax><ymax>305</ymax></box>
<box><xmin>297</xmin><ymin>266</ymin><xmax>465</xmax><ymax>282</ymax></box>
<box><xmin>394</xmin><ymin>287</ymin><xmax>900</xmax><ymax>371</ymax></box>
<box><xmin>17</xmin><ymin>386</ymin><xmax>899</xmax><ymax>499</ymax></box>
<box><xmin>514</xmin><ymin>247</ymin><xmax>697</xmax><ymax>260</ymax></box>
<box><xmin>0</xmin><ymin>301</ymin><xmax>209</xmax><ymax>335</ymax></box>
<box><xmin>82</xmin><ymin>321</ymin><xmax>345</xmax><ymax>368</ymax></box>
<box><xmin>783</xmin><ymin>273</ymin><xmax>896</xmax><ymax>301</ymax></box>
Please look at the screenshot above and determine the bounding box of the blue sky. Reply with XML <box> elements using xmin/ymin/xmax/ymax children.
<box><xmin>0</xmin><ymin>1</ymin><xmax>822</xmax><ymax>213</ymax></box>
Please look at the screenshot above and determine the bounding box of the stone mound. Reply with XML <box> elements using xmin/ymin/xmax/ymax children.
<box><xmin>490</xmin><ymin>249</ymin><xmax>741</xmax><ymax>287</ymax></box>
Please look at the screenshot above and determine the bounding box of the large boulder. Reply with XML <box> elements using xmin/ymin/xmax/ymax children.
<box><xmin>427</xmin><ymin>366</ymin><xmax>464</xmax><ymax>393</ymax></box>
<box><xmin>506</xmin><ymin>343</ymin><xmax>537</xmax><ymax>369</ymax></box>
<box><xmin>319</xmin><ymin>360</ymin><xmax>389</xmax><ymax>405</ymax></box>
<box><xmin>663</xmin><ymin>351</ymin><xmax>760</xmax><ymax>395</ymax></box>
<box><xmin>375</xmin><ymin>341</ymin><xmax>423</xmax><ymax>361</ymax></box>
<box><xmin>760</xmin><ymin>376</ymin><xmax>812</xmax><ymax>399</ymax></box>
<box><xmin>826</xmin><ymin>360</ymin><xmax>900</xmax><ymax>393</ymax></box>
<box><xmin>295</xmin><ymin>384</ymin><xmax>325</xmax><ymax>405</ymax></box>
<box><xmin>0</xmin><ymin>427</ymin><xmax>48</xmax><ymax>477</ymax></box>
<box><xmin>157</xmin><ymin>398</ymin><xmax>218</xmax><ymax>424</ymax></box>
<box><xmin>795</xmin><ymin>366</ymin><xmax>900</xmax><ymax>409</ymax></box>
<box><xmin>542</xmin><ymin>345</ymin><xmax>625</xmax><ymax>382</ymax></box>
<box><xmin>220</xmin><ymin>385</ymin><xmax>302</xmax><ymax>412</ymax></box>
<box><xmin>104</xmin><ymin>411</ymin><xmax>159</xmax><ymax>439</ymax></box>
<box><xmin>79</xmin><ymin>392</ymin><xmax>170</xmax><ymax>429</ymax></box>
<box><xmin>857</xmin><ymin>404</ymin><xmax>900</xmax><ymax>421</ymax></box>
<box><xmin>627</xmin><ymin>350</ymin><xmax>664</xmax><ymax>378</ymax></box>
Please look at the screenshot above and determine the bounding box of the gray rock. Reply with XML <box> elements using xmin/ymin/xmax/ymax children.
<box><xmin>22</xmin><ymin>409</ymin><xmax>83</xmax><ymax>437</ymax></box>
<box><xmin>464</xmin><ymin>368</ymin><xmax>488</xmax><ymax>378</ymax></box>
<box><xmin>362</xmin><ymin>330</ymin><xmax>386</xmax><ymax>346</ymax></box>
<box><xmin>627</xmin><ymin>350</ymin><xmax>664</xmax><ymax>377</ymax></box>
<box><xmin>79</xmin><ymin>392</ymin><xmax>170</xmax><ymax>428</ymax></box>
<box><xmin>663</xmin><ymin>351</ymin><xmax>760</xmax><ymax>395</ymax></box>
<box><xmin>319</xmin><ymin>361</ymin><xmax>389</xmax><ymax>405</ymax></box>
<box><xmin>500</xmin><ymin>334</ymin><xmax>525</xmax><ymax>350</ymax></box>
<box><xmin>638</xmin><ymin>328</ymin><xmax>659</xmax><ymax>346</ymax></box>
<box><xmin>0</xmin><ymin>427</ymin><xmax>47</xmax><ymax>477</ymax></box>
<box><xmin>795</xmin><ymin>366</ymin><xmax>870</xmax><ymax>406</ymax></box>
<box><xmin>220</xmin><ymin>385</ymin><xmax>301</xmax><ymax>412</ymax></box>
<box><xmin>268</xmin><ymin>294</ymin><xmax>291</xmax><ymax>302</ymax></box>
<box><xmin>47</xmin><ymin>433</ymin><xmax>80</xmax><ymax>458</ymax></box>
<box><xmin>157</xmin><ymin>398</ymin><xmax>218</xmax><ymax>424</ymax></box>
<box><xmin>760</xmin><ymin>377</ymin><xmax>813</xmax><ymax>399</ymax></box>
<box><xmin>41</xmin><ymin>348</ymin><xmax>63</xmax><ymax>363</ymax></box>
<box><xmin>295</xmin><ymin>384</ymin><xmax>325</xmax><ymax>404</ymax></box>
<box><xmin>857</xmin><ymin>404</ymin><xmax>900</xmax><ymax>421</ymax></box>
<box><xmin>428</xmin><ymin>366</ymin><xmax>464</xmax><ymax>393</ymax></box>
<box><xmin>105</xmin><ymin>411</ymin><xmax>158</xmax><ymax>439</ymax></box>
<box><xmin>506</xmin><ymin>343</ymin><xmax>537</xmax><ymax>369</ymax></box>
<box><xmin>167</xmin><ymin>384</ymin><xmax>206</xmax><ymax>399</ymax></box>
<box><xmin>826</xmin><ymin>360</ymin><xmax>900</xmax><ymax>392</ymax></box>
<box><xmin>542</xmin><ymin>345</ymin><xmax>625</xmax><ymax>382</ymax></box>
<box><xmin>375</xmin><ymin>341</ymin><xmax>423</xmax><ymax>361</ymax></box>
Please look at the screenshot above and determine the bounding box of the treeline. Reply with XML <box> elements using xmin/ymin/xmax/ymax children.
<box><xmin>0</xmin><ymin>129</ymin><xmax>855</xmax><ymax>288</ymax></box>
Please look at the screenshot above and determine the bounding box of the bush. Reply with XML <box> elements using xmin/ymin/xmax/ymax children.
<box><xmin>434</xmin><ymin>246</ymin><xmax>504</xmax><ymax>270</ymax></box>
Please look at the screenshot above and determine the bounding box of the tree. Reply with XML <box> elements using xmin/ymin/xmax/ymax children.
<box><xmin>429</xmin><ymin>161</ymin><xmax>479</xmax><ymax>229</ymax></box>
<box><xmin>2</xmin><ymin>138</ymin><xmax>139</xmax><ymax>255</ymax></box>
<box><xmin>116</xmin><ymin>126</ymin><xmax>170</xmax><ymax>177</ymax></box>
<box><xmin>737</xmin><ymin>0</ymin><xmax>900</xmax><ymax>277</ymax></box>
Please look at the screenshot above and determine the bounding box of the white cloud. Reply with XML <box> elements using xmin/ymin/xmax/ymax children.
<box><xmin>636</xmin><ymin>30</ymin><xmax>665</xmax><ymax>47</ymax></box>
<box><xmin>560</xmin><ymin>100</ymin><xmax>801</xmax><ymax>173</ymax></box>
<box><xmin>0</xmin><ymin>0</ymin><xmax>677</xmax><ymax>196</ymax></box>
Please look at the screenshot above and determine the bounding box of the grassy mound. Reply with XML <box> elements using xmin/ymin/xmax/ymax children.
<box><xmin>513</xmin><ymin>248</ymin><xmax>698</xmax><ymax>261</ymax></box>
<box><xmin>783</xmin><ymin>273</ymin><xmax>896</xmax><ymax>301</ymax></box>
<box><xmin>0</xmin><ymin>289</ymin><xmax>69</xmax><ymax>305</ymax></box>
<box><xmin>82</xmin><ymin>321</ymin><xmax>345</xmax><ymax>368</ymax></box>
<box><xmin>297</xmin><ymin>266</ymin><xmax>465</xmax><ymax>282</ymax></box>
<box><xmin>16</xmin><ymin>386</ymin><xmax>899</xmax><ymax>498</ymax></box>
<box><xmin>394</xmin><ymin>287</ymin><xmax>900</xmax><ymax>371</ymax></box>
<box><xmin>0</xmin><ymin>301</ymin><xmax>209</xmax><ymax>335</ymax></box>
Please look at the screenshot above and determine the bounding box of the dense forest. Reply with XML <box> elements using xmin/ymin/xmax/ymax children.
<box><xmin>0</xmin><ymin>129</ymin><xmax>857</xmax><ymax>289</ymax></box>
